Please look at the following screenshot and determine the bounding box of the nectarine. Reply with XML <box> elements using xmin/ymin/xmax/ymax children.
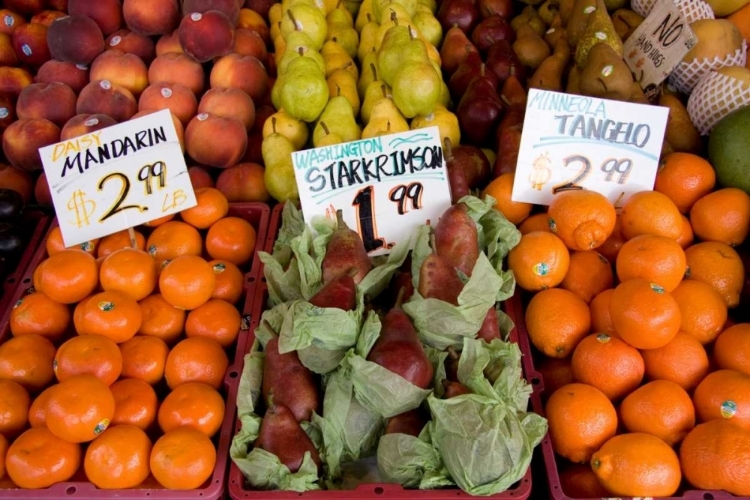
<box><xmin>34</xmin><ymin>171</ymin><xmax>53</xmax><ymax>205</ymax></box>
<box><xmin>90</xmin><ymin>49</ymin><xmax>149</xmax><ymax>96</ymax></box>
<box><xmin>68</xmin><ymin>0</ymin><xmax>123</xmax><ymax>35</ymax></box>
<box><xmin>16</xmin><ymin>82</ymin><xmax>77</xmax><ymax>127</ymax></box>
<box><xmin>131</xmin><ymin>109</ymin><xmax>185</xmax><ymax>152</ymax></box>
<box><xmin>0</xmin><ymin>32</ymin><xmax>18</xmax><ymax>66</ymax></box>
<box><xmin>188</xmin><ymin>165</ymin><xmax>214</xmax><ymax>189</ymax></box>
<box><xmin>148</xmin><ymin>52</ymin><xmax>205</xmax><ymax>95</ymax></box>
<box><xmin>0</xmin><ymin>9</ymin><xmax>26</xmax><ymax>35</ymax></box>
<box><xmin>30</xmin><ymin>10</ymin><xmax>67</xmax><ymax>28</ymax></box>
<box><xmin>185</xmin><ymin>113</ymin><xmax>247</xmax><ymax>169</ymax></box>
<box><xmin>183</xmin><ymin>0</ymin><xmax>240</xmax><ymax>25</ymax></box>
<box><xmin>123</xmin><ymin>0</ymin><xmax>180</xmax><ymax>36</ymax></box>
<box><xmin>76</xmin><ymin>79</ymin><xmax>138</xmax><ymax>123</ymax></box>
<box><xmin>47</xmin><ymin>15</ymin><xmax>104</xmax><ymax>64</ymax></box>
<box><xmin>0</xmin><ymin>163</ymin><xmax>33</xmax><ymax>203</ymax></box>
<box><xmin>210</xmin><ymin>53</ymin><xmax>267</xmax><ymax>100</ymax></box>
<box><xmin>155</xmin><ymin>30</ymin><xmax>182</xmax><ymax>56</ymax></box>
<box><xmin>35</xmin><ymin>60</ymin><xmax>89</xmax><ymax>93</ymax></box>
<box><xmin>61</xmin><ymin>113</ymin><xmax>117</xmax><ymax>141</ymax></box>
<box><xmin>138</xmin><ymin>82</ymin><xmax>197</xmax><ymax>126</ymax></box>
<box><xmin>2</xmin><ymin>118</ymin><xmax>61</xmax><ymax>171</ymax></box>
<box><xmin>0</xmin><ymin>67</ymin><xmax>33</xmax><ymax>95</ymax></box>
<box><xmin>232</xmin><ymin>28</ymin><xmax>267</xmax><ymax>60</ymax></box>
<box><xmin>178</xmin><ymin>10</ymin><xmax>235</xmax><ymax>63</ymax></box>
<box><xmin>12</xmin><ymin>22</ymin><xmax>50</xmax><ymax>67</ymax></box>
<box><xmin>0</xmin><ymin>95</ymin><xmax>16</xmax><ymax>133</ymax></box>
<box><xmin>106</xmin><ymin>29</ymin><xmax>156</xmax><ymax>63</ymax></box>
<box><xmin>3</xmin><ymin>0</ymin><xmax>45</xmax><ymax>16</ymax></box>
<box><xmin>198</xmin><ymin>87</ymin><xmax>255</xmax><ymax>130</ymax></box>
<box><xmin>216</xmin><ymin>162</ymin><xmax>269</xmax><ymax>202</ymax></box>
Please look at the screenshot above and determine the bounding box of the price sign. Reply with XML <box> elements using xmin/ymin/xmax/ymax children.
<box><xmin>623</xmin><ymin>1</ymin><xmax>696</xmax><ymax>99</ymax></box>
<box><xmin>292</xmin><ymin>126</ymin><xmax>453</xmax><ymax>256</ymax></box>
<box><xmin>512</xmin><ymin>89</ymin><xmax>669</xmax><ymax>206</ymax></box>
<box><xmin>39</xmin><ymin>109</ymin><xmax>196</xmax><ymax>247</ymax></box>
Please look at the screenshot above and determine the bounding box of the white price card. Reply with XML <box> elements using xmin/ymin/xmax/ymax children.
<box><xmin>39</xmin><ymin>109</ymin><xmax>196</xmax><ymax>247</ymax></box>
<box><xmin>512</xmin><ymin>89</ymin><xmax>669</xmax><ymax>206</ymax></box>
<box><xmin>623</xmin><ymin>0</ymin><xmax>696</xmax><ymax>99</ymax></box>
<box><xmin>292</xmin><ymin>126</ymin><xmax>453</xmax><ymax>256</ymax></box>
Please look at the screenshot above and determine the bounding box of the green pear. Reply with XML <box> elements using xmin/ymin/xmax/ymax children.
<box><xmin>280</xmin><ymin>58</ymin><xmax>330</xmax><ymax>122</ymax></box>
<box><xmin>313</xmin><ymin>95</ymin><xmax>361</xmax><ymax>146</ymax></box>
<box><xmin>280</xmin><ymin>4</ymin><xmax>328</xmax><ymax>50</ymax></box>
<box><xmin>410</xmin><ymin>104</ymin><xmax>460</xmax><ymax>146</ymax></box>
<box><xmin>377</xmin><ymin>26</ymin><xmax>430</xmax><ymax>85</ymax></box>
<box><xmin>575</xmin><ymin>0</ymin><xmax>623</xmax><ymax>68</ymax></box>
<box><xmin>278</xmin><ymin>45</ymin><xmax>326</xmax><ymax>75</ymax></box>
<box><xmin>263</xmin><ymin>117</ymin><xmax>300</xmax><ymax>202</ymax></box>
<box><xmin>327</xmin><ymin>68</ymin><xmax>361</xmax><ymax>115</ymax></box>
<box><xmin>321</xmin><ymin>40</ymin><xmax>359</xmax><ymax>78</ymax></box>
<box><xmin>329</xmin><ymin>26</ymin><xmax>359</xmax><ymax>58</ymax></box>
<box><xmin>417</xmin><ymin>0</ymin><xmax>436</xmax><ymax>13</ymax></box>
<box><xmin>391</xmin><ymin>61</ymin><xmax>441</xmax><ymax>118</ymax></box>
<box><xmin>326</xmin><ymin>0</ymin><xmax>354</xmax><ymax>28</ymax></box>
<box><xmin>372</xmin><ymin>0</ymin><xmax>417</xmax><ymax>24</ymax></box>
<box><xmin>357</xmin><ymin>52</ymin><xmax>379</xmax><ymax>97</ymax></box>
<box><xmin>361</xmin><ymin>81</ymin><xmax>392</xmax><ymax>124</ymax></box>
<box><xmin>284</xmin><ymin>0</ymin><xmax>327</xmax><ymax>14</ymax></box>
<box><xmin>438</xmin><ymin>80</ymin><xmax>451</xmax><ymax>108</ymax></box>
<box><xmin>412</xmin><ymin>10</ymin><xmax>442</xmax><ymax>47</ymax></box>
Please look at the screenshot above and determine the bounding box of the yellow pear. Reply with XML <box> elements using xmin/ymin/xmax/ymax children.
<box><xmin>322</xmin><ymin>40</ymin><xmax>359</xmax><ymax>79</ymax></box>
<box><xmin>410</xmin><ymin>105</ymin><xmax>460</xmax><ymax>146</ymax></box>
<box><xmin>327</xmin><ymin>68</ymin><xmax>361</xmax><ymax>115</ymax></box>
<box><xmin>355</xmin><ymin>0</ymin><xmax>375</xmax><ymax>31</ymax></box>
<box><xmin>262</xmin><ymin>109</ymin><xmax>310</xmax><ymax>150</ymax></box>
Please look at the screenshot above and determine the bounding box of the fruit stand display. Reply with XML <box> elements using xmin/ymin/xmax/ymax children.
<box><xmin>0</xmin><ymin>0</ymin><xmax>750</xmax><ymax>497</ymax></box>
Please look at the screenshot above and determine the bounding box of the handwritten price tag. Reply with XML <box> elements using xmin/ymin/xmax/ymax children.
<box><xmin>39</xmin><ymin>109</ymin><xmax>196</xmax><ymax>247</ymax></box>
<box><xmin>292</xmin><ymin>126</ymin><xmax>453</xmax><ymax>256</ymax></box>
<box><xmin>512</xmin><ymin>89</ymin><xmax>669</xmax><ymax>207</ymax></box>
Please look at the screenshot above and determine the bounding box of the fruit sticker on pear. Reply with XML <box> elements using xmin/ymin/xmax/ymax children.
<box><xmin>512</xmin><ymin>89</ymin><xmax>669</xmax><ymax>207</ymax></box>
<box><xmin>292</xmin><ymin>126</ymin><xmax>452</xmax><ymax>257</ymax></box>
<box><xmin>39</xmin><ymin>109</ymin><xmax>196</xmax><ymax>248</ymax></box>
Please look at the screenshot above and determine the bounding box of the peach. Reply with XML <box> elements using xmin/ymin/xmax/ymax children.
<box><xmin>76</xmin><ymin>79</ymin><xmax>138</xmax><ymax>123</ymax></box>
<box><xmin>185</xmin><ymin>113</ymin><xmax>247</xmax><ymax>169</ymax></box>
<box><xmin>0</xmin><ymin>163</ymin><xmax>33</xmax><ymax>203</ymax></box>
<box><xmin>34</xmin><ymin>171</ymin><xmax>53</xmax><ymax>205</ymax></box>
<box><xmin>47</xmin><ymin>15</ymin><xmax>104</xmax><ymax>65</ymax></box>
<box><xmin>0</xmin><ymin>10</ymin><xmax>26</xmax><ymax>35</ymax></box>
<box><xmin>188</xmin><ymin>165</ymin><xmax>214</xmax><ymax>189</ymax></box>
<box><xmin>215</xmin><ymin>162</ymin><xmax>268</xmax><ymax>202</ymax></box>
<box><xmin>31</xmin><ymin>10</ymin><xmax>67</xmax><ymax>27</ymax></box>
<box><xmin>233</xmin><ymin>27</ymin><xmax>267</xmax><ymax>60</ymax></box>
<box><xmin>35</xmin><ymin>60</ymin><xmax>89</xmax><ymax>94</ymax></box>
<box><xmin>237</xmin><ymin>8</ymin><xmax>269</xmax><ymax>45</ymax></box>
<box><xmin>0</xmin><ymin>32</ymin><xmax>18</xmax><ymax>66</ymax></box>
<box><xmin>123</xmin><ymin>0</ymin><xmax>180</xmax><ymax>36</ymax></box>
<box><xmin>148</xmin><ymin>52</ymin><xmax>205</xmax><ymax>95</ymax></box>
<box><xmin>198</xmin><ymin>87</ymin><xmax>255</xmax><ymax>130</ymax></box>
<box><xmin>155</xmin><ymin>29</ymin><xmax>182</xmax><ymax>56</ymax></box>
<box><xmin>210</xmin><ymin>53</ymin><xmax>267</xmax><ymax>100</ymax></box>
<box><xmin>0</xmin><ymin>67</ymin><xmax>33</xmax><ymax>96</ymax></box>
<box><xmin>3</xmin><ymin>0</ymin><xmax>45</xmax><ymax>16</ymax></box>
<box><xmin>68</xmin><ymin>0</ymin><xmax>123</xmax><ymax>36</ymax></box>
<box><xmin>242</xmin><ymin>133</ymin><xmax>263</xmax><ymax>164</ymax></box>
<box><xmin>2</xmin><ymin>118</ymin><xmax>60</xmax><ymax>171</ymax></box>
<box><xmin>90</xmin><ymin>49</ymin><xmax>149</xmax><ymax>96</ymax></box>
<box><xmin>183</xmin><ymin>0</ymin><xmax>240</xmax><ymax>25</ymax></box>
<box><xmin>106</xmin><ymin>29</ymin><xmax>155</xmax><ymax>63</ymax></box>
<box><xmin>16</xmin><ymin>82</ymin><xmax>77</xmax><ymax>127</ymax></box>
<box><xmin>131</xmin><ymin>109</ymin><xmax>185</xmax><ymax>152</ymax></box>
<box><xmin>12</xmin><ymin>22</ymin><xmax>50</xmax><ymax>67</ymax></box>
<box><xmin>138</xmin><ymin>82</ymin><xmax>197</xmax><ymax>127</ymax></box>
<box><xmin>178</xmin><ymin>11</ymin><xmax>235</xmax><ymax>63</ymax></box>
<box><xmin>0</xmin><ymin>95</ymin><xmax>16</xmax><ymax>133</ymax></box>
<box><xmin>61</xmin><ymin>113</ymin><xmax>117</xmax><ymax>141</ymax></box>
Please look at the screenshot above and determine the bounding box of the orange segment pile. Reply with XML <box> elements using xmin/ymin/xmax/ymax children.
<box><xmin>509</xmin><ymin>156</ymin><xmax>750</xmax><ymax>496</ymax></box>
<box><xmin>0</xmin><ymin>189</ymin><xmax>256</xmax><ymax>490</ymax></box>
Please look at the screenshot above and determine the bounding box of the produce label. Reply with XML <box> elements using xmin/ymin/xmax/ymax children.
<box><xmin>291</xmin><ymin>126</ymin><xmax>452</xmax><ymax>257</ymax></box>
<box><xmin>39</xmin><ymin>109</ymin><xmax>196</xmax><ymax>247</ymax></box>
<box><xmin>512</xmin><ymin>89</ymin><xmax>668</xmax><ymax>206</ymax></box>
<box><xmin>623</xmin><ymin>0</ymin><xmax>696</xmax><ymax>98</ymax></box>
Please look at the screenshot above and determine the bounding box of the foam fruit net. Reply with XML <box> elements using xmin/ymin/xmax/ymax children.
<box><xmin>632</xmin><ymin>0</ymin><xmax>715</xmax><ymax>22</ymax></box>
<box><xmin>687</xmin><ymin>70</ymin><xmax>750</xmax><ymax>134</ymax></box>
<box><xmin>670</xmin><ymin>40</ymin><xmax>748</xmax><ymax>94</ymax></box>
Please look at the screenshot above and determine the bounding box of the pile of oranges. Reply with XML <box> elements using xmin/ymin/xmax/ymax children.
<box><xmin>0</xmin><ymin>187</ymin><xmax>257</xmax><ymax>490</ymax></box>
<box><xmin>494</xmin><ymin>152</ymin><xmax>750</xmax><ymax>497</ymax></box>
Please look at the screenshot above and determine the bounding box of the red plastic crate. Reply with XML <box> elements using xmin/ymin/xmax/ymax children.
<box><xmin>0</xmin><ymin>202</ymin><xmax>270</xmax><ymax>500</ymax></box>
<box><xmin>227</xmin><ymin>202</ymin><xmax>534</xmax><ymax>500</ymax></box>
<box><xmin>0</xmin><ymin>210</ymin><xmax>52</xmax><ymax>316</ymax></box>
<box><xmin>504</xmin><ymin>292</ymin><xmax>738</xmax><ymax>500</ymax></box>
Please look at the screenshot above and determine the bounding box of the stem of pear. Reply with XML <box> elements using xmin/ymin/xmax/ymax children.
<box><xmin>271</xmin><ymin>116</ymin><xmax>277</xmax><ymax>134</ymax></box>
<box><xmin>446</xmin><ymin>345</ymin><xmax>459</xmax><ymax>361</ymax></box>
<box><xmin>443</xmin><ymin>137</ymin><xmax>453</xmax><ymax>161</ymax></box>
<box><xmin>370</xmin><ymin>63</ymin><xmax>378</xmax><ymax>82</ymax></box>
<box><xmin>336</xmin><ymin>209</ymin><xmax>345</xmax><ymax>229</ymax></box>
<box><xmin>287</xmin><ymin>9</ymin><xmax>300</xmax><ymax>30</ymax></box>
<box><xmin>429</xmin><ymin>233</ymin><xmax>437</xmax><ymax>253</ymax></box>
<box><xmin>321</xmin><ymin>121</ymin><xmax>331</xmax><ymax>135</ymax></box>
